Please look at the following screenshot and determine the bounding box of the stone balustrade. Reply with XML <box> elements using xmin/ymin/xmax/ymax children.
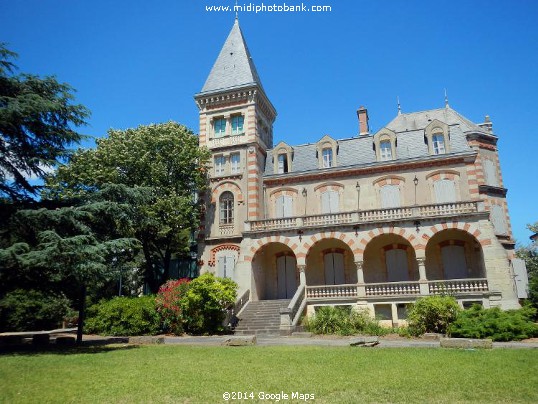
<box><xmin>306</xmin><ymin>284</ymin><xmax>359</xmax><ymax>299</ymax></box>
<box><xmin>246</xmin><ymin>201</ymin><xmax>480</xmax><ymax>233</ymax></box>
<box><xmin>429</xmin><ymin>278</ymin><xmax>489</xmax><ymax>294</ymax></box>
<box><xmin>365</xmin><ymin>281</ymin><xmax>421</xmax><ymax>297</ymax></box>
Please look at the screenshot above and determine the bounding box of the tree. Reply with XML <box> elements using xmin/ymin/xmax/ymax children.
<box><xmin>0</xmin><ymin>189</ymin><xmax>141</xmax><ymax>340</ymax></box>
<box><xmin>45</xmin><ymin>122</ymin><xmax>210</xmax><ymax>292</ymax></box>
<box><xmin>0</xmin><ymin>42</ymin><xmax>89</xmax><ymax>201</ymax></box>
<box><xmin>516</xmin><ymin>222</ymin><xmax>538</xmax><ymax>314</ymax></box>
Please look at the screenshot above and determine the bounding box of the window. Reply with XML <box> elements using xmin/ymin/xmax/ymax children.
<box><xmin>322</xmin><ymin>148</ymin><xmax>333</xmax><ymax>168</ymax></box>
<box><xmin>380</xmin><ymin>185</ymin><xmax>400</xmax><ymax>208</ymax></box>
<box><xmin>434</xmin><ymin>179</ymin><xmax>456</xmax><ymax>203</ymax></box>
<box><xmin>441</xmin><ymin>245</ymin><xmax>468</xmax><ymax>279</ymax></box>
<box><xmin>275</xmin><ymin>195</ymin><xmax>293</xmax><ymax>218</ymax></box>
<box><xmin>321</xmin><ymin>191</ymin><xmax>339</xmax><ymax>214</ymax></box>
<box><xmin>217</xmin><ymin>255</ymin><xmax>235</xmax><ymax>279</ymax></box>
<box><xmin>219</xmin><ymin>192</ymin><xmax>234</xmax><ymax>224</ymax></box>
<box><xmin>324</xmin><ymin>252</ymin><xmax>345</xmax><ymax>285</ymax></box>
<box><xmin>277</xmin><ymin>154</ymin><xmax>288</xmax><ymax>174</ymax></box>
<box><xmin>386</xmin><ymin>249</ymin><xmax>409</xmax><ymax>282</ymax></box>
<box><xmin>231</xmin><ymin>115</ymin><xmax>244</xmax><ymax>135</ymax></box>
<box><xmin>214</xmin><ymin>118</ymin><xmax>226</xmax><ymax>137</ymax></box>
<box><xmin>214</xmin><ymin>155</ymin><xmax>226</xmax><ymax>176</ymax></box>
<box><xmin>230</xmin><ymin>153</ymin><xmax>240</xmax><ymax>174</ymax></box>
<box><xmin>380</xmin><ymin>140</ymin><xmax>392</xmax><ymax>160</ymax></box>
<box><xmin>432</xmin><ymin>133</ymin><xmax>446</xmax><ymax>155</ymax></box>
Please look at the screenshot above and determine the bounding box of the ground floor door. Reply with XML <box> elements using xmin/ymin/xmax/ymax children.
<box><xmin>441</xmin><ymin>245</ymin><xmax>468</xmax><ymax>279</ymax></box>
<box><xmin>324</xmin><ymin>252</ymin><xmax>345</xmax><ymax>285</ymax></box>
<box><xmin>386</xmin><ymin>249</ymin><xmax>409</xmax><ymax>282</ymax></box>
<box><xmin>277</xmin><ymin>255</ymin><xmax>297</xmax><ymax>299</ymax></box>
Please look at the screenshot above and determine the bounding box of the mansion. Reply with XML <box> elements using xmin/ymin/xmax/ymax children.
<box><xmin>194</xmin><ymin>19</ymin><xmax>526</xmax><ymax>333</ymax></box>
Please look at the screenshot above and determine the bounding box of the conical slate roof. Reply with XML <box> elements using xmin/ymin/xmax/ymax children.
<box><xmin>200</xmin><ymin>19</ymin><xmax>263</xmax><ymax>94</ymax></box>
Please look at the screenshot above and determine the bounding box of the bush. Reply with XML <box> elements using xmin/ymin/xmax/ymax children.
<box><xmin>303</xmin><ymin>306</ymin><xmax>388</xmax><ymax>336</ymax></box>
<box><xmin>449</xmin><ymin>304</ymin><xmax>538</xmax><ymax>341</ymax></box>
<box><xmin>85</xmin><ymin>295</ymin><xmax>160</xmax><ymax>336</ymax></box>
<box><xmin>407</xmin><ymin>295</ymin><xmax>461</xmax><ymax>336</ymax></box>
<box><xmin>155</xmin><ymin>278</ymin><xmax>191</xmax><ymax>334</ymax></box>
<box><xmin>179</xmin><ymin>273</ymin><xmax>237</xmax><ymax>335</ymax></box>
<box><xmin>0</xmin><ymin>289</ymin><xmax>71</xmax><ymax>331</ymax></box>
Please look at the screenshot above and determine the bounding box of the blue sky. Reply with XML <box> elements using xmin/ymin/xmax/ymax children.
<box><xmin>1</xmin><ymin>0</ymin><xmax>536</xmax><ymax>244</ymax></box>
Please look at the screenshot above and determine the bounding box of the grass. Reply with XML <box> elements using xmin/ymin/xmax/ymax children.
<box><xmin>1</xmin><ymin>345</ymin><xmax>537</xmax><ymax>403</ymax></box>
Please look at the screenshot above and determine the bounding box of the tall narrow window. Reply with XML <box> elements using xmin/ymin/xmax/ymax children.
<box><xmin>380</xmin><ymin>140</ymin><xmax>392</xmax><ymax>160</ymax></box>
<box><xmin>214</xmin><ymin>118</ymin><xmax>226</xmax><ymax>138</ymax></box>
<box><xmin>277</xmin><ymin>154</ymin><xmax>288</xmax><ymax>174</ymax></box>
<box><xmin>219</xmin><ymin>192</ymin><xmax>234</xmax><ymax>224</ymax></box>
<box><xmin>218</xmin><ymin>255</ymin><xmax>235</xmax><ymax>279</ymax></box>
<box><xmin>491</xmin><ymin>205</ymin><xmax>507</xmax><ymax>235</ymax></box>
<box><xmin>322</xmin><ymin>148</ymin><xmax>333</xmax><ymax>168</ymax></box>
<box><xmin>441</xmin><ymin>245</ymin><xmax>468</xmax><ymax>279</ymax></box>
<box><xmin>385</xmin><ymin>249</ymin><xmax>409</xmax><ymax>282</ymax></box>
<box><xmin>231</xmin><ymin>115</ymin><xmax>244</xmax><ymax>135</ymax></box>
<box><xmin>484</xmin><ymin>159</ymin><xmax>499</xmax><ymax>187</ymax></box>
<box><xmin>230</xmin><ymin>153</ymin><xmax>240</xmax><ymax>174</ymax></box>
<box><xmin>432</xmin><ymin>133</ymin><xmax>446</xmax><ymax>155</ymax></box>
<box><xmin>214</xmin><ymin>155</ymin><xmax>226</xmax><ymax>176</ymax></box>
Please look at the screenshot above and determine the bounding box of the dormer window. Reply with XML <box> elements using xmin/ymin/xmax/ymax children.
<box><xmin>214</xmin><ymin>118</ymin><xmax>226</xmax><ymax>138</ymax></box>
<box><xmin>380</xmin><ymin>140</ymin><xmax>392</xmax><ymax>160</ymax></box>
<box><xmin>432</xmin><ymin>133</ymin><xmax>446</xmax><ymax>155</ymax></box>
<box><xmin>425</xmin><ymin>120</ymin><xmax>450</xmax><ymax>155</ymax></box>
<box><xmin>231</xmin><ymin>115</ymin><xmax>244</xmax><ymax>135</ymax></box>
<box><xmin>277</xmin><ymin>153</ymin><xmax>288</xmax><ymax>173</ymax></box>
<box><xmin>322</xmin><ymin>148</ymin><xmax>333</xmax><ymax>168</ymax></box>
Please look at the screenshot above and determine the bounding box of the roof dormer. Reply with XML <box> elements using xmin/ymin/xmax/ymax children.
<box><xmin>316</xmin><ymin>135</ymin><xmax>338</xmax><ymax>169</ymax></box>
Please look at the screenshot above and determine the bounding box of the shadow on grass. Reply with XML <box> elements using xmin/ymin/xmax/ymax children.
<box><xmin>0</xmin><ymin>338</ymin><xmax>140</xmax><ymax>356</ymax></box>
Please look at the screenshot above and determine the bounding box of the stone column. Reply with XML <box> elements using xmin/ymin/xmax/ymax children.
<box><xmin>417</xmin><ymin>257</ymin><xmax>429</xmax><ymax>295</ymax></box>
<box><xmin>224</xmin><ymin>114</ymin><xmax>231</xmax><ymax>137</ymax></box>
<box><xmin>355</xmin><ymin>261</ymin><xmax>366</xmax><ymax>298</ymax></box>
<box><xmin>298</xmin><ymin>265</ymin><xmax>306</xmax><ymax>286</ymax></box>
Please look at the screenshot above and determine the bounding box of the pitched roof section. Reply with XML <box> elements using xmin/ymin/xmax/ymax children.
<box><xmin>200</xmin><ymin>19</ymin><xmax>263</xmax><ymax>95</ymax></box>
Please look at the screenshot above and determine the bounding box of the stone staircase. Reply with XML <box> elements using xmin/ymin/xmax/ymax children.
<box><xmin>233</xmin><ymin>299</ymin><xmax>290</xmax><ymax>336</ymax></box>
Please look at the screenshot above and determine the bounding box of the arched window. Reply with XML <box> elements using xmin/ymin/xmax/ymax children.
<box><xmin>434</xmin><ymin>179</ymin><xmax>456</xmax><ymax>203</ymax></box>
<box><xmin>380</xmin><ymin>185</ymin><xmax>401</xmax><ymax>208</ymax></box>
<box><xmin>219</xmin><ymin>192</ymin><xmax>234</xmax><ymax>224</ymax></box>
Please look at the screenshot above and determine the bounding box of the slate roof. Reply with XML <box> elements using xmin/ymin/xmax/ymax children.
<box><xmin>199</xmin><ymin>19</ymin><xmax>263</xmax><ymax>95</ymax></box>
<box><xmin>264</xmin><ymin>107</ymin><xmax>480</xmax><ymax>176</ymax></box>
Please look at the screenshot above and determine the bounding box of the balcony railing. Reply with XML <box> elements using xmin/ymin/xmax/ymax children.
<box><xmin>208</xmin><ymin>134</ymin><xmax>245</xmax><ymax>148</ymax></box>
<box><xmin>246</xmin><ymin>201</ymin><xmax>481</xmax><ymax>233</ymax></box>
<box><xmin>219</xmin><ymin>224</ymin><xmax>236</xmax><ymax>236</ymax></box>
<box><xmin>305</xmin><ymin>278</ymin><xmax>489</xmax><ymax>300</ymax></box>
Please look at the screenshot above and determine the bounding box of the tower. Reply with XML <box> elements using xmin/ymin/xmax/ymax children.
<box><xmin>194</xmin><ymin>19</ymin><xmax>276</xmax><ymax>283</ymax></box>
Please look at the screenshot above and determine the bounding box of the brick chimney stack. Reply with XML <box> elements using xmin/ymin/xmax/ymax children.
<box><xmin>357</xmin><ymin>106</ymin><xmax>369</xmax><ymax>136</ymax></box>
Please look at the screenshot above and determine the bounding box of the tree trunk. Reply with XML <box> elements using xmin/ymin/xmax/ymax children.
<box><xmin>76</xmin><ymin>284</ymin><xmax>86</xmax><ymax>345</ymax></box>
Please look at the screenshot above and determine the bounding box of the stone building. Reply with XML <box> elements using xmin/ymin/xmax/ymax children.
<box><xmin>194</xmin><ymin>19</ymin><xmax>523</xmax><ymax>333</ymax></box>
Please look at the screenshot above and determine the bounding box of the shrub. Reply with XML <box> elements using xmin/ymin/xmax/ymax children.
<box><xmin>407</xmin><ymin>295</ymin><xmax>461</xmax><ymax>336</ymax></box>
<box><xmin>0</xmin><ymin>289</ymin><xmax>71</xmax><ymax>331</ymax></box>
<box><xmin>303</xmin><ymin>306</ymin><xmax>388</xmax><ymax>336</ymax></box>
<box><xmin>155</xmin><ymin>278</ymin><xmax>191</xmax><ymax>334</ymax></box>
<box><xmin>449</xmin><ymin>304</ymin><xmax>538</xmax><ymax>341</ymax></box>
<box><xmin>85</xmin><ymin>295</ymin><xmax>160</xmax><ymax>336</ymax></box>
<box><xmin>179</xmin><ymin>273</ymin><xmax>237</xmax><ymax>335</ymax></box>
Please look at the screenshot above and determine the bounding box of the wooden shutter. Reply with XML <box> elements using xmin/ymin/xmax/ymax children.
<box><xmin>217</xmin><ymin>256</ymin><xmax>225</xmax><ymax>278</ymax></box>
<box><xmin>277</xmin><ymin>255</ymin><xmax>287</xmax><ymax>298</ymax></box>
<box><xmin>491</xmin><ymin>205</ymin><xmax>507</xmax><ymax>234</ymax></box>
<box><xmin>484</xmin><ymin>160</ymin><xmax>499</xmax><ymax>187</ymax></box>
<box><xmin>285</xmin><ymin>256</ymin><xmax>297</xmax><ymax>298</ymax></box>
<box><xmin>329</xmin><ymin>191</ymin><xmax>339</xmax><ymax>213</ymax></box>
<box><xmin>283</xmin><ymin>196</ymin><xmax>293</xmax><ymax>217</ymax></box>
<box><xmin>381</xmin><ymin>185</ymin><xmax>400</xmax><ymax>208</ymax></box>
<box><xmin>324</xmin><ymin>253</ymin><xmax>345</xmax><ymax>285</ymax></box>
<box><xmin>276</xmin><ymin>196</ymin><xmax>284</xmax><ymax>218</ymax></box>
<box><xmin>441</xmin><ymin>245</ymin><xmax>467</xmax><ymax>279</ymax></box>
<box><xmin>324</xmin><ymin>253</ymin><xmax>335</xmax><ymax>285</ymax></box>
<box><xmin>512</xmin><ymin>258</ymin><xmax>528</xmax><ymax>299</ymax></box>
<box><xmin>434</xmin><ymin>180</ymin><xmax>456</xmax><ymax>203</ymax></box>
<box><xmin>386</xmin><ymin>249</ymin><xmax>409</xmax><ymax>282</ymax></box>
<box><xmin>224</xmin><ymin>255</ymin><xmax>235</xmax><ymax>280</ymax></box>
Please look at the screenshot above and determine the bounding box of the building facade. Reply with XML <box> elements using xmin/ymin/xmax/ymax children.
<box><xmin>194</xmin><ymin>19</ymin><xmax>522</xmax><ymax>330</ymax></box>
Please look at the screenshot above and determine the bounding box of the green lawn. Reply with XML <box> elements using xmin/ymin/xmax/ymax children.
<box><xmin>1</xmin><ymin>345</ymin><xmax>537</xmax><ymax>403</ymax></box>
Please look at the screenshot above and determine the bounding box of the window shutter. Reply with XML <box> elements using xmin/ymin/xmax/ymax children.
<box><xmin>333</xmin><ymin>253</ymin><xmax>345</xmax><ymax>284</ymax></box>
<box><xmin>224</xmin><ymin>255</ymin><xmax>235</xmax><ymax>280</ymax></box>
<box><xmin>277</xmin><ymin>256</ymin><xmax>286</xmax><ymax>298</ymax></box>
<box><xmin>434</xmin><ymin>180</ymin><xmax>456</xmax><ymax>203</ymax></box>
<box><xmin>491</xmin><ymin>205</ymin><xmax>507</xmax><ymax>235</ymax></box>
<box><xmin>441</xmin><ymin>245</ymin><xmax>467</xmax><ymax>279</ymax></box>
<box><xmin>276</xmin><ymin>196</ymin><xmax>284</xmax><ymax>218</ymax></box>
<box><xmin>484</xmin><ymin>160</ymin><xmax>499</xmax><ymax>187</ymax></box>
<box><xmin>217</xmin><ymin>257</ymin><xmax>225</xmax><ymax>278</ymax></box>
<box><xmin>512</xmin><ymin>258</ymin><xmax>529</xmax><ymax>299</ymax></box>
<box><xmin>381</xmin><ymin>185</ymin><xmax>400</xmax><ymax>208</ymax></box>
<box><xmin>329</xmin><ymin>191</ymin><xmax>339</xmax><ymax>213</ymax></box>
<box><xmin>321</xmin><ymin>192</ymin><xmax>330</xmax><ymax>214</ymax></box>
<box><xmin>283</xmin><ymin>196</ymin><xmax>293</xmax><ymax>217</ymax></box>
<box><xmin>386</xmin><ymin>249</ymin><xmax>409</xmax><ymax>282</ymax></box>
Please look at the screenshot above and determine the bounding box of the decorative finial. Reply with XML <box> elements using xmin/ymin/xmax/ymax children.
<box><xmin>235</xmin><ymin>0</ymin><xmax>239</xmax><ymax>20</ymax></box>
<box><xmin>397</xmin><ymin>96</ymin><xmax>401</xmax><ymax>115</ymax></box>
<box><xmin>444</xmin><ymin>88</ymin><xmax>449</xmax><ymax>108</ymax></box>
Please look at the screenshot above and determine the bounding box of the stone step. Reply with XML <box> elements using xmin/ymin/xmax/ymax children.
<box><xmin>233</xmin><ymin>299</ymin><xmax>290</xmax><ymax>336</ymax></box>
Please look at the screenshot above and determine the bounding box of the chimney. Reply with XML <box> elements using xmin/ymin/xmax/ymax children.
<box><xmin>478</xmin><ymin>115</ymin><xmax>493</xmax><ymax>133</ymax></box>
<box><xmin>357</xmin><ymin>106</ymin><xmax>369</xmax><ymax>136</ymax></box>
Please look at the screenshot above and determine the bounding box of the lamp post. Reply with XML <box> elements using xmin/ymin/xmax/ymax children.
<box><xmin>356</xmin><ymin>181</ymin><xmax>361</xmax><ymax>211</ymax></box>
<box><xmin>413</xmin><ymin>175</ymin><xmax>419</xmax><ymax>205</ymax></box>
<box><xmin>302</xmin><ymin>187</ymin><xmax>307</xmax><ymax>215</ymax></box>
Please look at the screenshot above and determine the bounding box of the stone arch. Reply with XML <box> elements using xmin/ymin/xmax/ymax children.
<box><xmin>211</xmin><ymin>181</ymin><xmax>244</xmax><ymax>203</ymax></box>
<box><xmin>356</xmin><ymin>226</ymin><xmax>419</xmax><ymax>261</ymax></box>
<box><xmin>304</xmin><ymin>235</ymin><xmax>357</xmax><ymax>285</ymax></box>
<box><xmin>419</xmin><ymin>221</ymin><xmax>490</xmax><ymax>250</ymax></box>
<box><xmin>245</xmin><ymin>235</ymin><xmax>302</xmax><ymax>263</ymax></box>
<box><xmin>302</xmin><ymin>231</ymin><xmax>358</xmax><ymax>257</ymax></box>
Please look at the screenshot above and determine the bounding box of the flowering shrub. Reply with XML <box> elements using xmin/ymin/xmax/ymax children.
<box><xmin>156</xmin><ymin>278</ymin><xmax>190</xmax><ymax>334</ymax></box>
